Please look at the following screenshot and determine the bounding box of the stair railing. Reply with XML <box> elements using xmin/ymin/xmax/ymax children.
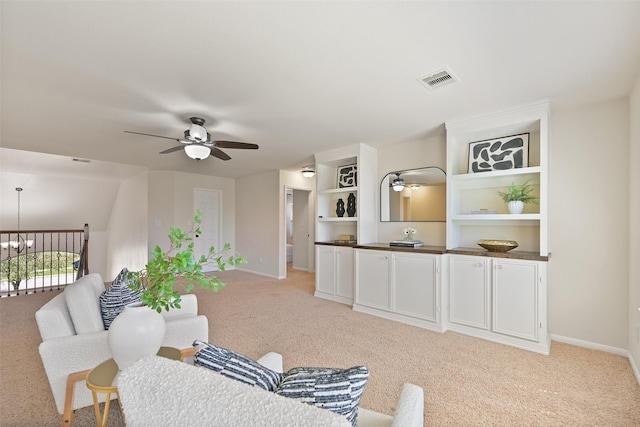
<box><xmin>0</xmin><ymin>224</ymin><xmax>89</xmax><ymax>297</ymax></box>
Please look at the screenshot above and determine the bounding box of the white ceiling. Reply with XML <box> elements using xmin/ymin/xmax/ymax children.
<box><xmin>2</xmin><ymin>1</ymin><xmax>640</xmax><ymax>179</ymax></box>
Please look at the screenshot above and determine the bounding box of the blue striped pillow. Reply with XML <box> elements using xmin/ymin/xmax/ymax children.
<box><xmin>274</xmin><ymin>365</ymin><xmax>369</xmax><ymax>427</ymax></box>
<box><xmin>99</xmin><ymin>268</ymin><xmax>143</xmax><ymax>330</ymax></box>
<box><xmin>193</xmin><ymin>341</ymin><xmax>282</xmax><ymax>392</ymax></box>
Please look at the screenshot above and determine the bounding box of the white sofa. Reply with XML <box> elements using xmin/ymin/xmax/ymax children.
<box><xmin>118</xmin><ymin>352</ymin><xmax>424</xmax><ymax>427</ymax></box>
<box><xmin>35</xmin><ymin>273</ymin><xmax>209</xmax><ymax>416</ymax></box>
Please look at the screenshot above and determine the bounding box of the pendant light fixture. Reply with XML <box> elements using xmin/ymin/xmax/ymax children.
<box><xmin>1</xmin><ymin>188</ymin><xmax>34</xmax><ymax>253</ymax></box>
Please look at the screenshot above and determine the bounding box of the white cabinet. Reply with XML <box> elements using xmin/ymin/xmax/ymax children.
<box><xmin>354</xmin><ymin>250</ymin><xmax>390</xmax><ymax>310</ymax></box>
<box><xmin>447</xmin><ymin>254</ymin><xmax>549</xmax><ymax>354</ymax></box>
<box><xmin>493</xmin><ymin>258</ymin><xmax>544</xmax><ymax>342</ymax></box>
<box><xmin>449</xmin><ymin>256</ymin><xmax>490</xmax><ymax>330</ymax></box>
<box><xmin>315</xmin><ymin>245</ymin><xmax>354</xmax><ymax>304</ymax></box>
<box><xmin>354</xmin><ymin>248</ymin><xmax>443</xmax><ymax>332</ymax></box>
<box><xmin>394</xmin><ymin>252</ymin><xmax>439</xmax><ymax>322</ymax></box>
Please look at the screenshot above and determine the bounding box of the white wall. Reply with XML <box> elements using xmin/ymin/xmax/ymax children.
<box><xmin>236</xmin><ymin>170</ymin><xmax>281</xmax><ymax>278</ymax></box>
<box><xmin>550</xmin><ymin>99</ymin><xmax>630</xmax><ymax>350</ymax></box>
<box><xmin>0</xmin><ymin>171</ymin><xmax>120</xmax><ymax>231</ymax></box>
<box><xmin>376</xmin><ymin>135</ymin><xmax>447</xmax><ymax>245</ymax></box>
<box><xmin>628</xmin><ymin>73</ymin><xmax>640</xmax><ymax>373</ymax></box>
<box><xmin>106</xmin><ymin>172</ymin><xmax>149</xmax><ymax>280</ymax></box>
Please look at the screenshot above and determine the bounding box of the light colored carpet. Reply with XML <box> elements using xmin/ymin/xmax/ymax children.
<box><xmin>1</xmin><ymin>267</ymin><xmax>639</xmax><ymax>426</ymax></box>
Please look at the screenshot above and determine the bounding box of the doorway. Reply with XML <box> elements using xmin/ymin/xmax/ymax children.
<box><xmin>284</xmin><ymin>187</ymin><xmax>312</xmax><ymax>277</ymax></box>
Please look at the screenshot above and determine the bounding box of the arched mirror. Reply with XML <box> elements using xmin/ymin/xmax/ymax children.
<box><xmin>380</xmin><ymin>167</ymin><xmax>446</xmax><ymax>222</ymax></box>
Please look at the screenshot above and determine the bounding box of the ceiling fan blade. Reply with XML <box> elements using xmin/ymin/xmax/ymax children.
<box><xmin>214</xmin><ymin>141</ymin><xmax>259</xmax><ymax>150</ymax></box>
<box><xmin>124</xmin><ymin>131</ymin><xmax>179</xmax><ymax>141</ymax></box>
<box><xmin>209</xmin><ymin>147</ymin><xmax>232</xmax><ymax>161</ymax></box>
<box><xmin>159</xmin><ymin>145</ymin><xmax>185</xmax><ymax>154</ymax></box>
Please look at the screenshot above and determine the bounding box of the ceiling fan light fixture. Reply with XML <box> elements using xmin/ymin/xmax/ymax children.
<box><xmin>189</xmin><ymin>124</ymin><xmax>207</xmax><ymax>141</ymax></box>
<box><xmin>392</xmin><ymin>177</ymin><xmax>405</xmax><ymax>192</ymax></box>
<box><xmin>184</xmin><ymin>144</ymin><xmax>210</xmax><ymax>160</ymax></box>
<box><xmin>301</xmin><ymin>166</ymin><xmax>315</xmax><ymax>178</ymax></box>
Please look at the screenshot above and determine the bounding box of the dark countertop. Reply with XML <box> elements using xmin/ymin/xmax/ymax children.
<box><xmin>355</xmin><ymin>243</ymin><xmax>447</xmax><ymax>255</ymax></box>
<box><xmin>315</xmin><ymin>241</ymin><xmax>550</xmax><ymax>261</ymax></box>
<box><xmin>447</xmin><ymin>247</ymin><xmax>550</xmax><ymax>261</ymax></box>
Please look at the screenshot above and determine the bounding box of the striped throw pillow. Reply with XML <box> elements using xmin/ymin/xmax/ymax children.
<box><xmin>274</xmin><ymin>365</ymin><xmax>369</xmax><ymax>427</ymax></box>
<box><xmin>193</xmin><ymin>341</ymin><xmax>282</xmax><ymax>392</ymax></box>
<box><xmin>99</xmin><ymin>268</ymin><xmax>143</xmax><ymax>330</ymax></box>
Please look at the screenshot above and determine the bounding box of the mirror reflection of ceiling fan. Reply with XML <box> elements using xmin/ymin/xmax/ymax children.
<box><xmin>125</xmin><ymin>116</ymin><xmax>259</xmax><ymax>161</ymax></box>
<box><xmin>390</xmin><ymin>172</ymin><xmax>423</xmax><ymax>192</ymax></box>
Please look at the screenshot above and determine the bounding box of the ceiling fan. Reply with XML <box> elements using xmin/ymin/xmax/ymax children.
<box><xmin>390</xmin><ymin>172</ymin><xmax>422</xmax><ymax>192</ymax></box>
<box><xmin>124</xmin><ymin>117</ymin><xmax>259</xmax><ymax>161</ymax></box>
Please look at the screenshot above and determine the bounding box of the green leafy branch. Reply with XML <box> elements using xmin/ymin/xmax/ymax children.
<box><xmin>127</xmin><ymin>210</ymin><xmax>247</xmax><ymax>312</ymax></box>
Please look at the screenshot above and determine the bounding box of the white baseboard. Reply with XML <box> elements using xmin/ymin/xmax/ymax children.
<box><xmin>550</xmin><ymin>334</ymin><xmax>627</xmax><ymax>356</ymax></box>
<box><xmin>629</xmin><ymin>352</ymin><xmax>640</xmax><ymax>386</ymax></box>
<box><xmin>235</xmin><ymin>267</ymin><xmax>282</xmax><ymax>279</ymax></box>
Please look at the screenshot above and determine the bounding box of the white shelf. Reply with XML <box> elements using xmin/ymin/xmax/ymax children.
<box><xmin>319</xmin><ymin>187</ymin><xmax>358</xmax><ymax>195</ymax></box>
<box><xmin>452</xmin><ymin>214</ymin><xmax>540</xmax><ymax>226</ymax></box>
<box><xmin>450</xmin><ymin>166</ymin><xmax>541</xmax><ymax>189</ymax></box>
<box><xmin>315</xmin><ymin>143</ymin><xmax>377</xmax><ymax>244</ymax></box>
<box><xmin>453</xmin><ymin>213</ymin><xmax>540</xmax><ymax>221</ymax></box>
<box><xmin>318</xmin><ymin>217</ymin><xmax>358</xmax><ymax>222</ymax></box>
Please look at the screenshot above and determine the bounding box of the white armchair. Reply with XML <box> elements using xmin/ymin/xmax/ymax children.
<box><xmin>35</xmin><ymin>273</ymin><xmax>208</xmax><ymax>419</ymax></box>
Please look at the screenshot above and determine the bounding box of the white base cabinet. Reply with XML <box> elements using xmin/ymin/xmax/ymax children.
<box><xmin>353</xmin><ymin>249</ymin><xmax>443</xmax><ymax>332</ymax></box>
<box><xmin>315</xmin><ymin>245</ymin><xmax>354</xmax><ymax>304</ymax></box>
<box><xmin>447</xmin><ymin>254</ymin><xmax>549</xmax><ymax>355</ymax></box>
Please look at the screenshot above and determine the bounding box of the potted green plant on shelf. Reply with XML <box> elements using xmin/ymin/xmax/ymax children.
<box><xmin>498</xmin><ymin>179</ymin><xmax>538</xmax><ymax>214</ymax></box>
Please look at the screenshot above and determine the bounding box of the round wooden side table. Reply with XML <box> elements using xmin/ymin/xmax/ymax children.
<box><xmin>85</xmin><ymin>346</ymin><xmax>183</xmax><ymax>427</ymax></box>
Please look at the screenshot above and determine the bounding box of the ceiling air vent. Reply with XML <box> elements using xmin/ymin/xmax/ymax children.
<box><xmin>418</xmin><ymin>68</ymin><xmax>459</xmax><ymax>91</ymax></box>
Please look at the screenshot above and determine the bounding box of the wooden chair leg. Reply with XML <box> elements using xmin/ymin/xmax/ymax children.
<box><xmin>62</xmin><ymin>369</ymin><xmax>90</xmax><ymax>427</ymax></box>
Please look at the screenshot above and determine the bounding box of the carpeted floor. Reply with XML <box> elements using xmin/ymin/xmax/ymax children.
<box><xmin>1</xmin><ymin>267</ymin><xmax>639</xmax><ymax>426</ymax></box>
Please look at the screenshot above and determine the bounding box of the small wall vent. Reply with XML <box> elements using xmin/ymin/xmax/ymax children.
<box><xmin>418</xmin><ymin>68</ymin><xmax>459</xmax><ymax>91</ymax></box>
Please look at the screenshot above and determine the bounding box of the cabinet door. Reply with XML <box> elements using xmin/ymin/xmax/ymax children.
<box><xmin>449</xmin><ymin>256</ymin><xmax>489</xmax><ymax>329</ymax></box>
<box><xmin>315</xmin><ymin>246</ymin><xmax>335</xmax><ymax>295</ymax></box>
<box><xmin>493</xmin><ymin>259</ymin><xmax>539</xmax><ymax>341</ymax></box>
<box><xmin>393</xmin><ymin>253</ymin><xmax>438</xmax><ymax>321</ymax></box>
<box><xmin>335</xmin><ymin>246</ymin><xmax>354</xmax><ymax>299</ymax></box>
<box><xmin>355</xmin><ymin>250</ymin><xmax>390</xmax><ymax>310</ymax></box>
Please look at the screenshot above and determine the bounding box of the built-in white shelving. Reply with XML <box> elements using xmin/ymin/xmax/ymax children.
<box><xmin>446</xmin><ymin>100</ymin><xmax>550</xmax><ymax>256</ymax></box>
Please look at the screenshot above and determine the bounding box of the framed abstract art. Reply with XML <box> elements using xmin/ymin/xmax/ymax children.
<box><xmin>337</xmin><ymin>164</ymin><xmax>357</xmax><ymax>188</ymax></box>
<box><xmin>468</xmin><ymin>133</ymin><xmax>529</xmax><ymax>173</ymax></box>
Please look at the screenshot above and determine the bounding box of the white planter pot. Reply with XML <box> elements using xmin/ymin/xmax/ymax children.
<box><xmin>108</xmin><ymin>303</ymin><xmax>166</xmax><ymax>370</ymax></box>
<box><xmin>508</xmin><ymin>200</ymin><xmax>524</xmax><ymax>214</ymax></box>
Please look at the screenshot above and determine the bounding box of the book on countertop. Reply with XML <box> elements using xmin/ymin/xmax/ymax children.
<box><xmin>390</xmin><ymin>240</ymin><xmax>424</xmax><ymax>247</ymax></box>
<box><xmin>333</xmin><ymin>239</ymin><xmax>357</xmax><ymax>244</ymax></box>
<box><xmin>471</xmin><ymin>209</ymin><xmax>497</xmax><ymax>214</ymax></box>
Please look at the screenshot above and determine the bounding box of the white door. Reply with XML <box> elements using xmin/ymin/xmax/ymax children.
<box><xmin>193</xmin><ymin>188</ymin><xmax>221</xmax><ymax>273</ymax></box>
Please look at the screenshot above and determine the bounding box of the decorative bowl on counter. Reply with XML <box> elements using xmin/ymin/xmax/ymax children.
<box><xmin>477</xmin><ymin>239</ymin><xmax>518</xmax><ymax>252</ymax></box>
